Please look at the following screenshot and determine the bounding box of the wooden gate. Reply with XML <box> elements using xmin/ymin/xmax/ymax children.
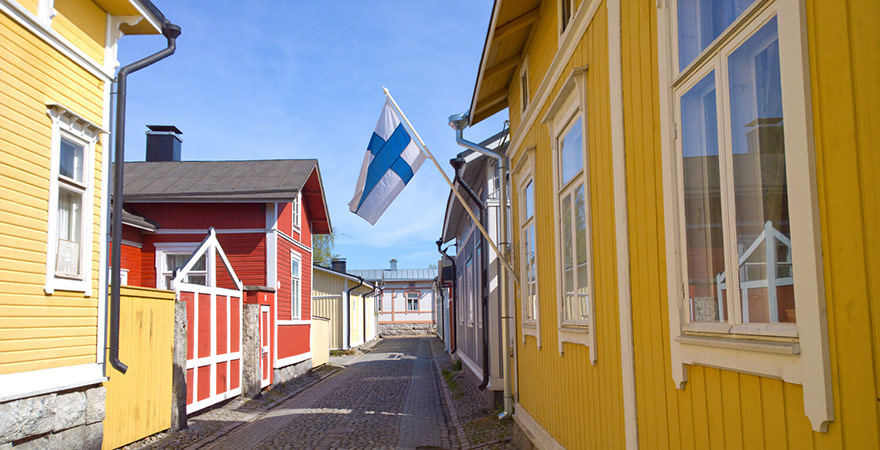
<box><xmin>175</xmin><ymin>229</ymin><xmax>244</xmax><ymax>414</ymax></box>
<box><xmin>260</xmin><ymin>305</ymin><xmax>271</xmax><ymax>388</ymax></box>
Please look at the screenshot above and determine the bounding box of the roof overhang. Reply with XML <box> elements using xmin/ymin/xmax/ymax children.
<box><xmin>93</xmin><ymin>0</ymin><xmax>166</xmax><ymax>34</ymax></box>
<box><xmin>313</xmin><ymin>265</ymin><xmax>375</xmax><ymax>290</ymax></box>
<box><xmin>302</xmin><ymin>164</ymin><xmax>332</xmax><ymax>235</ymax></box>
<box><xmin>469</xmin><ymin>0</ymin><xmax>541</xmax><ymax>125</ymax></box>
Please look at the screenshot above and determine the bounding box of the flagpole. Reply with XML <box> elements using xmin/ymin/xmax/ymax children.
<box><xmin>382</xmin><ymin>87</ymin><xmax>519</xmax><ymax>283</ymax></box>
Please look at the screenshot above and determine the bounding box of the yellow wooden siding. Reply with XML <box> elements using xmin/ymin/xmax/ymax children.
<box><xmin>350</xmin><ymin>293</ymin><xmax>364</xmax><ymax>345</ymax></box>
<box><xmin>312</xmin><ymin>296</ymin><xmax>342</xmax><ymax>350</ymax></box>
<box><xmin>620</xmin><ymin>0</ymin><xmax>880</xmax><ymax>448</ymax></box>
<box><xmin>0</xmin><ymin>11</ymin><xmax>106</xmax><ymax>374</ymax></box>
<box><xmin>509</xmin><ymin>3</ymin><xmax>626</xmax><ymax>448</ymax></box>
<box><xmin>103</xmin><ymin>286</ymin><xmax>176</xmax><ymax>450</ymax></box>
<box><xmin>312</xmin><ymin>269</ymin><xmax>345</xmax><ymax>298</ymax></box>
<box><xmin>51</xmin><ymin>0</ymin><xmax>106</xmax><ymax>65</ymax></box>
<box><xmin>16</xmin><ymin>0</ymin><xmax>39</xmax><ymax>15</ymax></box>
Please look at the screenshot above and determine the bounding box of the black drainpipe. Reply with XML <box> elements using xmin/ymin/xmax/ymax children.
<box><xmin>109</xmin><ymin>22</ymin><xmax>181</xmax><ymax>374</ymax></box>
<box><xmin>347</xmin><ymin>276</ymin><xmax>364</xmax><ymax>349</ymax></box>
<box><xmin>450</xmin><ymin>156</ymin><xmax>491</xmax><ymax>391</ymax></box>
<box><xmin>436</xmin><ymin>239</ymin><xmax>456</xmax><ymax>354</ymax></box>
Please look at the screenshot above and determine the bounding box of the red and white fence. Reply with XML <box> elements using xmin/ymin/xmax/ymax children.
<box><xmin>175</xmin><ymin>229</ymin><xmax>244</xmax><ymax>414</ymax></box>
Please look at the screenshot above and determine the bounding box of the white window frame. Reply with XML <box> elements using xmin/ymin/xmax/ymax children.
<box><xmin>406</xmin><ymin>292</ymin><xmax>419</xmax><ymax>312</ymax></box>
<box><xmin>542</xmin><ymin>67</ymin><xmax>597</xmax><ymax>362</ymax></box>
<box><xmin>557</xmin><ymin>0</ymin><xmax>575</xmax><ymax>40</ymax></box>
<box><xmin>466</xmin><ymin>256</ymin><xmax>475</xmax><ymax>325</ymax></box>
<box><xmin>291</xmin><ymin>251</ymin><xmax>302</xmax><ymax>320</ymax></box>
<box><xmin>520</xmin><ymin>56</ymin><xmax>530</xmax><ymax>113</ymax></box>
<box><xmin>44</xmin><ymin>104</ymin><xmax>104</xmax><ymax>296</ymax></box>
<box><xmin>292</xmin><ymin>192</ymin><xmax>301</xmax><ymax>231</ymax></box>
<box><xmin>515</xmin><ymin>147</ymin><xmax>541</xmax><ymax>347</ymax></box>
<box><xmin>154</xmin><ymin>242</ymin><xmax>202</xmax><ymax>290</ymax></box>
<box><xmin>658</xmin><ymin>0</ymin><xmax>832</xmax><ymax>431</ymax></box>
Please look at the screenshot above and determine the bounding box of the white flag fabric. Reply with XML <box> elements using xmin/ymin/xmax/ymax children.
<box><xmin>349</xmin><ymin>101</ymin><xmax>426</xmax><ymax>225</ymax></box>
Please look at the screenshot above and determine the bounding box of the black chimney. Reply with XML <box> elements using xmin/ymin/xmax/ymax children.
<box><xmin>146</xmin><ymin>125</ymin><xmax>182</xmax><ymax>162</ymax></box>
<box><xmin>331</xmin><ymin>258</ymin><xmax>347</xmax><ymax>273</ymax></box>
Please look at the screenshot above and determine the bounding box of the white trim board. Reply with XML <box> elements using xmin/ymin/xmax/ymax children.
<box><xmin>0</xmin><ymin>363</ymin><xmax>106</xmax><ymax>403</ymax></box>
<box><xmin>274</xmin><ymin>351</ymin><xmax>312</xmax><ymax>369</ymax></box>
<box><xmin>607</xmin><ymin>0</ymin><xmax>638</xmax><ymax>447</ymax></box>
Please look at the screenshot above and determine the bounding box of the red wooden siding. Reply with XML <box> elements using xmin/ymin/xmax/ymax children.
<box><xmin>197</xmin><ymin>366</ymin><xmax>210</xmax><ymax>401</ymax></box>
<box><xmin>183</xmin><ymin>291</ymin><xmax>195</xmax><ymax>359</ymax></box>
<box><xmin>216</xmin><ymin>361</ymin><xmax>227</xmax><ymax>394</ymax></box>
<box><xmin>128</xmin><ymin>202</ymin><xmax>265</xmax><ymax>229</ymax></box>
<box><xmin>138</xmin><ymin>233</ymin><xmax>266</xmax><ymax>288</ymax></box>
<box><xmin>197</xmin><ymin>293</ymin><xmax>210</xmax><ymax>358</ymax></box>
<box><xmin>277</xmin><ymin>240</ymin><xmax>292</xmax><ymax>320</ymax></box>
<box><xmin>278</xmin><ymin>202</ymin><xmax>292</xmax><ymax>237</ymax></box>
<box><xmin>121</xmin><ymin>244</ymin><xmax>142</xmax><ymax>286</ymax></box>
<box><xmin>230</xmin><ymin>297</ymin><xmax>240</xmax><ymax>352</ymax></box>
<box><xmin>230</xmin><ymin>360</ymin><xmax>240</xmax><ymax>390</ymax></box>
<box><xmin>216</xmin><ymin>296</ymin><xmax>227</xmax><ymax>354</ymax></box>
<box><xmin>277</xmin><ymin>325</ymin><xmax>310</xmax><ymax>359</ymax></box>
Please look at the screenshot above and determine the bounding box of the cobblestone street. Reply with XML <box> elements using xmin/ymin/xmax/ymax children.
<box><xmin>204</xmin><ymin>337</ymin><xmax>455</xmax><ymax>449</ymax></box>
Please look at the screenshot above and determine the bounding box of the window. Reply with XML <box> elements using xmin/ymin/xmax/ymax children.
<box><xmin>291</xmin><ymin>254</ymin><xmax>302</xmax><ymax>319</ymax></box>
<box><xmin>542</xmin><ymin>67</ymin><xmax>595</xmax><ymax>358</ymax></box>
<box><xmin>457</xmin><ymin>269</ymin><xmax>464</xmax><ymax>324</ymax></box>
<box><xmin>406</xmin><ymin>292</ymin><xmax>419</xmax><ymax>311</ymax></box>
<box><xmin>520</xmin><ymin>58</ymin><xmax>530</xmax><ymax>112</ymax></box>
<box><xmin>515</xmin><ymin>147</ymin><xmax>541</xmax><ymax>346</ymax></box>
<box><xmin>465</xmin><ymin>256</ymin><xmax>474</xmax><ymax>324</ymax></box>
<box><xmin>292</xmin><ymin>193</ymin><xmax>300</xmax><ymax>229</ymax></box>
<box><xmin>158</xmin><ymin>250</ymin><xmax>206</xmax><ymax>289</ymax></box>
<box><xmin>558</xmin><ymin>0</ymin><xmax>574</xmax><ymax>35</ymax></box>
<box><xmin>44</xmin><ymin>104</ymin><xmax>102</xmax><ymax>295</ymax></box>
<box><xmin>660</xmin><ymin>0</ymin><xmax>831</xmax><ymax>430</ymax></box>
<box><xmin>475</xmin><ymin>237</ymin><xmax>482</xmax><ymax>327</ymax></box>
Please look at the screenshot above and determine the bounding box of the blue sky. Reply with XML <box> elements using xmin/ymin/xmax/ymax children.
<box><xmin>117</xmin><ymin>2</ymin><xmax>507</xmax><ymax>271</ymax></box>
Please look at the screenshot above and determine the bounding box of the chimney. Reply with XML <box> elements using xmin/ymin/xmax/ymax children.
<box><xmin>146</xmin><ymin>125</ymin><xmax>182</xmax><ymax>162</ymax></box>
<box><xmin>331</xmin><ymin>258</ymin><xmax>346</xmax><ymax>273</ymax></box>
<box><xmin>389</xmin><ymin>258</ymin><xmax>398</xmax><ymax>271</ymax></box>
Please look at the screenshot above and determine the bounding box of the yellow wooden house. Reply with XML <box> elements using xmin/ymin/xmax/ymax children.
<box><xmin>312</xmin><ymin>260</ymin><xmax>378</xmax><ymax>351</ymax></box>
<box><xmin>463</xmin><ymin>0</ymin><xmax>879</xmax><ymax>448</ymax></box>
<box><xmin>0</xmin><ymin>0</ymin><xmax>173</xmax><ymax>446</ymax></box>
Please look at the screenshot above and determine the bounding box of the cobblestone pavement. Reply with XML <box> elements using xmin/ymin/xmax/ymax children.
<box><xmin>205</xmin><ymin>337</ymin><xmax>457</xmax><ymax>449</ymax></box>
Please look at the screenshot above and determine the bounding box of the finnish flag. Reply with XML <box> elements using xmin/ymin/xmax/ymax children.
<box><xmin>349</xmin><ymin>101</ymin><xmax>427</xmax><ymax>225</ymax></box>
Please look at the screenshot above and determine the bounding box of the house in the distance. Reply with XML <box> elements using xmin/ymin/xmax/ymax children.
<box><xmin>350</xmin><ymin>259</ymin><xmax>436</xmax><ymax>336</ymax></box>
<box><xmin>312</xmin><ymin>259</ymin><xmax>378</xmax><ymax>350</ymax></box>
<box><xmin>118</xmin><ymin>126</ymin><xmax>331</xmax><ymax>392</ymax></box>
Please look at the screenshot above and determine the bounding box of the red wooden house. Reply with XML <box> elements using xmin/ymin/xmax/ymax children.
<box><xmin>117</xmin><ymin>132</ymin><xmax>330</xmax><ymax>399</ymax></box>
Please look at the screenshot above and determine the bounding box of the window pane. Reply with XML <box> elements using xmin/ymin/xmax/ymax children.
<box><xmin>677</xmin><ymin>0</ymin><xmax>756</xmax><ymax>71</ymax></box>
<box><xmin>681</xmin><ymin>71</ymin><xmax>727</xmax><ymax>322</ymax></box>
<box><xmin>191</xmin><ymin>254</ymin><xmax>207</xmax><ymax>271</ymax></box>
<box><xmin>525</xmin><ymin>224</ymin><xmax>537</xmax><ymax>320</ymax></box>
<box><xmin>58</xmin><ymin>188</ymin><xmax>82</xmax><ymax>243</ymax></box>
<box><xmin>574</xmin><ymin>184</ymin><xmax>588</xmax><ymax>321</ymax></box>
<box><xmin>727</xmin><ymin>18</ymin><xmax>793</xmax><ymax>324</ymax></box>
<box><xmin>559</xmin><ymin>117</ymin><xmax>584</xmax><ymax>185</ymax></box>
<box><xmin>561</xmin><ymin>193</ymin><xmax>575</xmax><ymax>321</ymax></box>
<box><xmin>524</xmin><ymin>181</ymin><xmax>534</xmax><ymax>220</ymax></box>
<box><xmin>292</xmin><ymin>259</ymin><xmax>300</xmax><ymax>277</ymax></box>
<box><xmin>60</xmin><ymin>138</ymin><xmax>84</xmax><ymax>182</ymax></box>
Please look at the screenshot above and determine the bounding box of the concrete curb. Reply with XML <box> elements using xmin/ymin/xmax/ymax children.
<box><xmin>430</xmin><ymin>340</ymin><xmax>468</xmax><ymax>449</ymax></box>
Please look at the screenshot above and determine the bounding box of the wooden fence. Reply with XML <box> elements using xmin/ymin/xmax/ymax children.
<box><xmin>311</xmin><ymin>316</ymin><xmax>330</xmax><ymax>367</ymax></box>
<box><xmin>103</xmin><ymin>286</ymin><xmax>176</xmax><ymax>450</ymax></box>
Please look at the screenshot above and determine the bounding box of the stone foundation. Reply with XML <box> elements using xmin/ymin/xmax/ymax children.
<box><xmin>379</xmin><ymin>323</ymin><xmax>436</xmax><ymax>336</ymax></box>
<box><xmin>0</xmin><ymin>385</ymin><xmax>105</xmax><ymax>449</ymax></box>
<box><xmin>241</xmin><ymin>304</ymin><xmax>262</xmax><ymax>399</ymax></box>
<box><xmin>510</xmin><ymin>418</ymin><xmax>538</xmax><ymax>450</ymax></box>
<box><xmin>272</xmin><ymin>358</ymin><xmax>313</xmax><ymax>386</ymax></box>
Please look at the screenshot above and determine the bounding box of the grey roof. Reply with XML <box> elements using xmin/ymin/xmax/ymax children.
<box><xmin>121</xmin><ymin>208</ymin><xmax>158</xmax><ymax>232</ymax></box>
<box><xmin>348</xmin><ymin>269</ymin><xmax>437</xmax><ymax>282</ymax></box>
<box><xmin>313</xmin><ymin>264</ymin><xmax>376</xmax><ymax>289</ymax></box>
<box><xmin>121</xmin><ymin>159</ymin><xmax>317</xmax><ymax>202</ymax></box>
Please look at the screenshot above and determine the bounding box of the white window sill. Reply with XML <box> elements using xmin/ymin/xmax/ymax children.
<box><xmin>559</xmin><ymin>325</ymin><xmax>590</xmax><ymax>349</ymax></box>
<box><xmin>683</xmin><ymin>321</ymin><xmax>798</xmax><ymax>338</ymax></box>
<box><xmin>522</xmin><ymin>322</ymin><xmax>541</xmax><ymax>347</ymax></box>
<box><xmin>677</xmin><ymin>335</ymin><xmax>800</xmax><ymax>355</ymax></box>
<box><xmin>45</xmin><ymin>277</ymin><xmax>91</xmax><ymax>296</ymax></box>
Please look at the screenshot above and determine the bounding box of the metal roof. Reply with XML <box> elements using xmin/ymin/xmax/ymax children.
<box><xmin>313</xmin><ymin>265</ymin><xmax>376</xmax><ymax>289</ymax></box>
<box><xmin>121</xmin><ymin>159</ymin><xmax>318</xmax><ymax>202</ymax></box>
<box><xmin>348</xmin><ymin>268</ymin><xmax>437</xmax><ymax>282</ymax></box>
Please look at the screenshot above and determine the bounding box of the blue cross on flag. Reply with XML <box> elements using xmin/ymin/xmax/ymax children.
<box><xmin>349</xmin><ymin>101</ymin><xmax>427</xmax><ymax>225</ymax></box>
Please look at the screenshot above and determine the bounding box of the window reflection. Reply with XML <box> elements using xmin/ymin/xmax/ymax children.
<box><xmin>681</xmin><ymin>71</ymin><xmax>727</xmax><ymax>322</ymax></box>
<box><xmin>728</xmin><ymin>18</ymin><xmax>794</xmax><ymax>324</ymax></box>
<box><xmin>677</xmin><ymin>0</ymin><xmax>756</xmax><ymax>71</ymax></box>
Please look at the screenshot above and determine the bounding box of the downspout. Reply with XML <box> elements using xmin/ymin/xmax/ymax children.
<box><xmin>451</xmin><ymin>157</ymin><xmax>491</xmax><ymax>391</ymax></box>
<box><xmin>436</xmin><ymin>239</ymin><xmax>456</xmax><ymax>354</ymax></box>
<box><xmin>109</xmin><ymin>22</ymin><xmax>181</xmax><ymax>374</ymax></box>
<box><xmin>347</xmin><ymin>275</ymin><xmax>364</xmax><ymax>348</ymax></box>
<box><xmin>448</xmin><ymin>111</ymin><xmax>513</xmax><ymax>419</ymax></box>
